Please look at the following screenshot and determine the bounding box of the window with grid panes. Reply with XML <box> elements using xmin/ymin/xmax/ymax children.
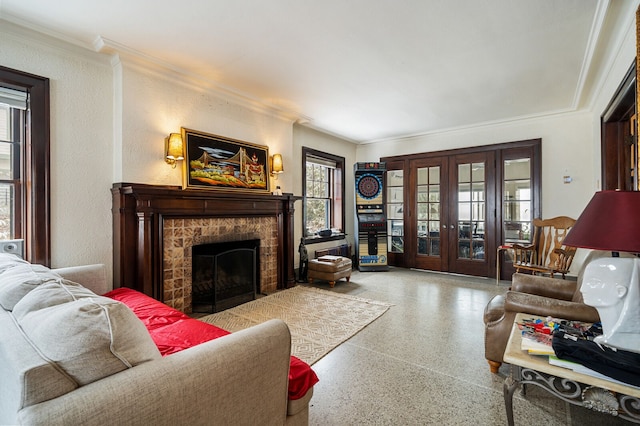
<box><xmin>0</xmin><ymin>87</ymin><xmax>26</xmax><ymax>241</ymax></box>
<box><xmin>0</xmin><ymin>66</ymin><xmax>50</xmax><ymax>265</ymax></box>
<box><xmin>302</xmin><ymin>147</ymin><xmax>344</xmax><ymax>243</ymax></box>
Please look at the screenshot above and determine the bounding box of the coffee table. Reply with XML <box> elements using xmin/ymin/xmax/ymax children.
<box><xmin>503</xmin><ymin>313</ymin><xmax>640</xmax><ymax>425</ymax></box>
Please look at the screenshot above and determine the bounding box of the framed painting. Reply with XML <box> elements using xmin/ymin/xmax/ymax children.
<box><xmin>182</xmin><ymin>128</ymin><xmax>270</xmax><ymax>193</ymax></box>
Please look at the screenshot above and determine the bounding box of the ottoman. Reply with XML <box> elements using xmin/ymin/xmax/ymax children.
<box><xmin>308</xmin><ymin>255</ymin><xmax>352</xmax><ymax>288</ymax></box>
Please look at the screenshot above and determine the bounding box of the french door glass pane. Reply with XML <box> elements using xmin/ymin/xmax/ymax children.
<box><xmin>429</xmin><ymin>202</ymin><xmax>440</xmax><ymax>220</ymax></box>
<box><xmin>417</xmin><ymin>168</ymin><xmax>429</xmax><ymax>185</ymax></box>
<box><xmin>387</xmin><ymin>170</ymin><xmax>404</xmax><ymax>186</ymax></box>
<box><xmin>416</xmin><ymin>166</ymin><xmax>440</xmax><ymax>257</ymax></box>
<box><xmin>387</xmin><ymin>170</ymin><xmax>404</xmax><ymax>253</ymax></box>
<box><xmin>388</xmin><ymin>203</ymin><xmax>403</xmax><ymax>220</ymax></box>
<box><xmin>504</xmin><ymin>158</ymin><xmax>530</xmax><ymax>180</ymax></box>
<box><xmin>430</xmin><ymin>239</ymin><xmax>440</xmax><ymax>256</ymax></box>
<box><xmin>417</xmin><ymin>221</ymin><xmax>427</xmax><ymax>237</ymax></box>
<box><xmin>458</xmin><ymin>162</ymin><xmax>485</xmax><ymax>260</ymax></box>
<box><xmin>390</xmin><ymin>219</ymin><xmax>404</xmax><ymax>253</ymax></box>
<box><xmin>417</xmin><ymin>203</ymin><xmax>428</xmax><ymax>220</ymax></box>
<box><xmin>504</xmin><ymin>159</ymin><xmax>532</xmax><ymax>244</ymax></box>
<box><xmin>428</xmin><ymin>167</ymin><xmax>440</xmax><ymax>184</ymax></box>
<box><xmin>458</xmin><ymin>164</ymin><xmax>471</xmax><ymax>182</ymax></box>
<box><xmin>388</xmin><ymin>187</ymin><xmax>403</xmax><ymax>203</ymax></box>
<box><xmin>417</xmin><ymin>185</ymin><xmax>429</xmax><ymax>203</ymax></box>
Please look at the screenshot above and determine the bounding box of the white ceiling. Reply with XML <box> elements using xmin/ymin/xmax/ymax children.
<box><xmin>0</xmin><ymin>0</ymin><xmax>605</xmax><ymax>143</ymax></box>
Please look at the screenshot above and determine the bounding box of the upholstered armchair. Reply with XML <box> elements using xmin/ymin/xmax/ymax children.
<box><xmin>483</xmin><ymin>272</ymin><xmax>600</xmax><ymax>373</ymax></box>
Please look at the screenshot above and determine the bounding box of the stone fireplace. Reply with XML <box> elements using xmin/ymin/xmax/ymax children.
<box><xmin>112</xmin><ymin>183</ymin><xmax>300</xmax><ymax>313</ymax></box>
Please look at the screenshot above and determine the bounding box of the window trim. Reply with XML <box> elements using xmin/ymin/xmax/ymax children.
<box><xmin>302</xmin><ymin>147</ymin><xmax>345</xmax><ymax>245</ymax></box>
<box><xmin>0</xmin><ymin>66</ymin><xmax>50</xmax><ymax>265</ymax></box>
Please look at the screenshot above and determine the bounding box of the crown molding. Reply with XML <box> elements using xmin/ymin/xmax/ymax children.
<box><xmin>582</xmin><ymin>0</ymin><xmax>640</xmax><ymax>113</ymax></box>
<box><xmin>362</xmin><ymin>107</ymin><xmax>587</xmax><ymax>145</ymax></box>
<box><xmin>0</xmin><ymin>17</ymin><xmax>110</xmax><ymax>66</ymax></box>
<box><xmin>571</xmin><ymin>0</ymin><xmax>611</xmax><ymax>109</ymax></box>
<box><xmin>0</xmin><ymin>15</ymin><xmax>305</xmax><ymax>125</ymax></box>
<box><xmin>94</xmin><ymin>36</ymin><xmax>301</xmax><ymax>124</ymax></box>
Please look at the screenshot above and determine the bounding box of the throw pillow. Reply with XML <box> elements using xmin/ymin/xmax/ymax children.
<box><xmin>0</xmin><ymin>263</ymin><xmax>60</xmax><ymax>310</ymax></box>
<box><xmin>15</xmin><ymin>295</ymin><xmax>162</xmax><ymax>386</ymax></box>
<box><xmin>11</xmin><ymin>279</ymin><xmax>97</xmax><ymax>317</ymax></box>
<box><xmin>0</xmin><ymin>252</ymin><xmax>28</xmax><ymax>271</ymax></box>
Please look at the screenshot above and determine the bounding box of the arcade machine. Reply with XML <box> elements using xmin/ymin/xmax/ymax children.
<box><xmin>354</xmin><ymin>162</ymin><xmax>389</xmax><ymax>271</ymax></box>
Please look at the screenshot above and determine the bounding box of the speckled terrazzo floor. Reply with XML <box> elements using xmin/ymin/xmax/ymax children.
<box><xmin>302</xmin><ymin>267</ymin><xmax>633</xmax><ymax>426</ymax></box>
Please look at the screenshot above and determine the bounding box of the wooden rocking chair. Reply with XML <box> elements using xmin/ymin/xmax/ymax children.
<box><xmin>512</xmin><ymin>216</ymin><xmax>577</xmax><ymax>278</ymax></box>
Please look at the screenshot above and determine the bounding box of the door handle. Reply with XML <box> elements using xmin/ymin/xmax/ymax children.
<box><xmin>450</xmin><ymin>225</ymin><xmax>455</xmax><ymax>229</ymax></box>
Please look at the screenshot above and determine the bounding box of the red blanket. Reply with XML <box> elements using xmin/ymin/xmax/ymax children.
<box><xmin>104</xmin><ymin>288</ymin><xmax>318</xmax><ymax>400</ymax></box>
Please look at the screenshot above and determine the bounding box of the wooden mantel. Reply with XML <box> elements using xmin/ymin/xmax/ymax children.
<box><xmin>112</xmin><ymin>182</ymin><xmax>301</xmax><ymax>302</ymax></box>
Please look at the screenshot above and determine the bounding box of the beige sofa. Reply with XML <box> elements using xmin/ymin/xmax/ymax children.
<box><xmin>0</xmin><ymin>254</ymin><xmax>312</xmax><ymax>425</ymax></box>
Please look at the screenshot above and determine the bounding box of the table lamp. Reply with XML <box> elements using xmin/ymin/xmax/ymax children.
<box><xmin>563</xmin><ymin>190</ymin><xmax>640</xmax><ymax>353</ymax></box>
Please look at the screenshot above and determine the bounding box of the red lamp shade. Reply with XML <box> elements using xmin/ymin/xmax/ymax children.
<box><xmin>563</xmin><ymin>190</ymin><xmax>640</xmax><ymax>254</ymax></box>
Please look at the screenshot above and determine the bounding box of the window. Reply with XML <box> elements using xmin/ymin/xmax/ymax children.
<box><xmin>0</xmin><ymin>88</ymin><xmax>26</xmax><ymax>240</ymax></box>
<box><xmin>302</xmin><ymin>147</ymin><xmax>345</xmax><ymax>243</ymax></box>
<box><xmin>0</xmin><ymin>66</ymin><xmax>50</xmax><ymax>265</ymax></box>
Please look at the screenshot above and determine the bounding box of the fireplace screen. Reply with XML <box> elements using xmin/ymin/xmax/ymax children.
<box><xmin>192</xmin><ymin>239</ymin><xmax>259</xmax><ymax>313</ymax></box>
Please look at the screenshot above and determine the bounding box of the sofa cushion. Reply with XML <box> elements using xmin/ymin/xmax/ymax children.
<box><xmin>13</xmin><ymin>282</ymin><xmax>161</xmax><ymax>387</ymax></box>
<box><xmin>0</xmin><ymin>252</ymin><xmax>28</xmax><ymax>271</ymax></box>
<box><xmin>0</xmin><ymin>263</ymin><xmax>61</xmax><ymax>310</ymax></box>
<box><xmin>11</xmin><ymin>279</ymin><xmax>97</xmax><ymax>316</ymax></box>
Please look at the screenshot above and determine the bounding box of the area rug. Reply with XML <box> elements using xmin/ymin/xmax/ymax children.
<box><xmin>199</xmin><ymin>286</ymin><xmax>392</xmax><ymax>365</ymax></box>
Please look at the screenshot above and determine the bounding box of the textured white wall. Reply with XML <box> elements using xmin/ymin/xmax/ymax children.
<box><xmin>0</xmin><ymin>22</ymin><xmax>114</xmax><ymax>276</ymax></box>
<box><xmin>115</xmin><ymin>59</ymin><xmax>294</xmax><ymax>188</ymax></box>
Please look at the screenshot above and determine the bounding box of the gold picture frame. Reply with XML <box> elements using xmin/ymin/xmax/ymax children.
<box><xmin>182</xmin><ymin>128</ymin><xmax>270</xmax><ymax>193</ymax></box>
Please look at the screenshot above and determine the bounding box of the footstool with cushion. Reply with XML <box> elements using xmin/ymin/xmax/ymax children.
<box><xmin>308</xmin><ymin>255</ymin><xmax>352</xmax><ymax>288</ymax></box>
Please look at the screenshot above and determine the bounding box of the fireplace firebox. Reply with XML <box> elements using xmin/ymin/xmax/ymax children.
<box><xmin>192</xmin><ymin>239</ymin><xmax>259</xmax><ymax>313</ymax></box>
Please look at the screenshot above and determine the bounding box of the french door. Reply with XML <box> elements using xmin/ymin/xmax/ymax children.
<box><xmin>384</xmin><ymin>140</ymin><xmax>539</xmax><ymax>279</ymax></box>
<box><xmin>407</xmin><ymin>153</ymin><xmax>494</xmax><ymax>276</ymax></box>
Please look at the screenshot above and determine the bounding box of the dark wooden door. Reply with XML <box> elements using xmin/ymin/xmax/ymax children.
<box><xmin>446</xmin><ymin>152</ymin><xmax>495</xmax><ymax>277</ymax></box>
<box><xmin>404</xmin><ymin>152</ymin><xmax>495</xmax><ymax>277</ymax></box>
<box><xmin>410</xmin><ymin>156</ymin><xmax>449</xmax><ymax>271</ymax></box>
<box><xmin>383</xmin><ymin>139</ymin><xmax>540</xmax><ymax>280</ymax></box>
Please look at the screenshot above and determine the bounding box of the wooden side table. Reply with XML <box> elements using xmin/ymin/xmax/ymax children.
<box><xmin>503</xmin><ymin>313</ymin><xmax>640</xmax><ymax>425</ymax></box>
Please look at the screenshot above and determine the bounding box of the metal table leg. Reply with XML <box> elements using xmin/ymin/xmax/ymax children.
<box><xmin>504</xmin><ymin>375</ymin><xmax>519</xmax><ymax>426</ymax></box>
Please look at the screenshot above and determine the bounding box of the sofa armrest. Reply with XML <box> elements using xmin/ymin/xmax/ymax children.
<box><xmin>52</xmin><ymin>264</ymin><xmax>109</xmax><ymax>295</ymax></box>
<box><xmin>511</xmin><ymin>273</ymin><xmax>577</xmax><ymax>300</ymax></box>
<box><xmin>504</xmin><ymin>291</ymin><xmax>600</xmax><ymax>323</ymax></box>
<box><xmin>18</xmin><ymin>319</ymin><xmax>293</xmax><ymax>426</ymax></box>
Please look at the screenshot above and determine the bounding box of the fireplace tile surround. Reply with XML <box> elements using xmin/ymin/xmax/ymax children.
<box><xmin>163</xmin><ymin>216</ymin><xmax>278</xmax><ymax>312</ymax></box>
<box><xmin>112</xmin><ymin>183</ymin><xmax>300</xmax><ymax>313</ymax></box>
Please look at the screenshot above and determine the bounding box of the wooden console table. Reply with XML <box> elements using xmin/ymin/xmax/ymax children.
<box><xmin>503</xmin><ymin>313</ymin><xmax>640</xmax><ymax>425</ymax></box>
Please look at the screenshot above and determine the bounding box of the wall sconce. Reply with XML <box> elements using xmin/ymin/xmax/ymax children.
<box><xmin>165</xmin><ymin>133</ymin><xmax>184</xmax><ymax>168</ymax></box>
<box><xmin>270</xmin><ymin>153</ymin><xmax>284</xmax><ymax>179</ymax></box>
